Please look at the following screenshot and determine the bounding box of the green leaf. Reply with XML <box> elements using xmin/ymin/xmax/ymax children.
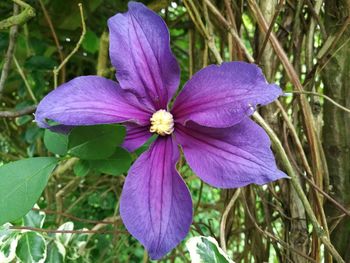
<box><xmin>24</xmin><ymin>56</ymin><xmax>57</xmax><ymax>70</ymax></box>
<box><xmin>25</xmin><ymin>126</ymin><xmax>42</xmax><ymax>144</ymax></box>
<box><xmin>186</xmin><ymin>236</ymin><xmax>235</xmax><ymax>263</ymax></box>
<box><xmin>73</xmin><ymin>160</ymin><xmax>90</xmax><ymax>177</ymax></box>
<box><xmin>45</xmin><ymin>242</ymin><xmax>65</xmax><ymax>263</ymax></box>
<box><xmin>68</xmin><ymin>125</ymin><xmax>125</xmax><ymax>160</ymax></box>
<box><xmin>44</xmin><ymin>130</ymin><xmax>68</xmax><ymax>156</ymax></box>
<box><xmin>16</xmin><ymin>232</ymin><xmax>47</xmax><ymax>263</ymax></box>
<box><xmin>23</xmin><ymin>206</ymin><xmax>45</xmax><ymax>228</ymax></box>
<box><xmin>87</xmin><ymin>192</ymin><xmax>115</xmax><ymax>210</ymax></box>
<box><xmin>55</xmin><ymin>222</ymin><xmax>74</xmax><ymax>246</ymax></box>
<box><xmin>82</xmin><ymin>30</ymin><xmax>99</xmax><ymax>54</ymax></box>
<box><xmin>89</xmin><ymin>147</ymin><xmax>132</xmax><ymax>175</ymax></box>
<box><xmin>0</xmin><ymin>223</ymin><xmax>19</xmax><ymax>263</ymax></box>
<box><xmin>0</xmin><ymin>157</ymin><xmax>59</xmax><ymax>225</ymax></box>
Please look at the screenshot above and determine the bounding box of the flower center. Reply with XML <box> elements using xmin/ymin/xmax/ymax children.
<box><xmin>150</xmin><ymin>109</ymin><xmax>174</xmax><ymax>136</ymax></box>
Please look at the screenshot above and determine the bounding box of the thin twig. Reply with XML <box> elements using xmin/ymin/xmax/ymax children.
<box><xmin>242</xmin><ymin>191</ymin><xmax>317</xmax><ymax>263</ymax></box>
<box><xmin>302</xmin><ymin>176</ymin><xmax>350</xmax><ymax>218</ymax></box>
<box><xmin>53</xmin><ymin>3</ymin><xmax>86</xmax><ymax>88</ymax></box>
<box><xmin>202</xmin><ymin>0</ymin><xmax>223</xmax><ymax>64</ymax></box>
<box><xmin>252</xmin><ymin>112</ymin><xmax>345</xmax><ymax>263</ymax></box>
<box><xmin>194</xmin><ymin>181</ymin><xmax>204</xmax><ymax>214</ymax></box>
<box><xmin>204</xmin><ymin>0</ymin><xmax>254</xmax><ymax>63</ymax></box>
<box><xmin>256</xmin><ymin>0</ymin><xmax>284</xmax><ymax>64</ymax></box>
<box><xmin>12</xmin><ymin>56</ymin><xmax>38</xmax><ymax>103</ymax></box>
<box><xmin>31</xmin><ymin>207</ymin><xmax>120</xmax><ymax>225</ymax></box>
<box><xmin>0</xmin><ymin>105</ymin><xmax>36</xmax><ymax>118</ymax></box>
<box><xmin>290</xmin><ymin>90</ymin><xmax>350</xmax><ymax>114</ymax></box>
<box><xmin>38</xmin><ymin>0</ymin><xmax>65</xmax><ymax>83</ymax></box>
<box><xmin>220</xmin><ymin>188</ymin><xmax>241</xmax><ymax>252</ymax></box>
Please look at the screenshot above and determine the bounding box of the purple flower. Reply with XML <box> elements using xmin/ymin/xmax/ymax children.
<box><xmin>35</xmin><ymin>2</ymin><xmax>287</xmax><ymax>259</ymax></box>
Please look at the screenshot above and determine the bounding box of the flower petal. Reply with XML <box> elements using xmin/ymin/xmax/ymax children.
<box><xmin>172</xmin><ymin>62</ymin><xmax>282</xmax><ymax>128</ymax></box>
<box><xmin>108</xmin><ymin>2</ymin><xmax>180</xmax><ymax>109</ymax></box>
<box><xmin>122</xmin><ymin>124</ymin><xmax>152</xmax><ymax>152</ymax></box>
<box><xmin>35</xmin><ymin>76</ymin><xmax>152</xmax><ymax>129</ymax></box>
<box><xmin>120</xmin><ymin>136</ymin><xmax>192</xmax><ymax>259</ymax></box>
<box><xmin>175</xmin><ymin>118</ymin><xmax>287</xmax><ymax>188</ymax></box>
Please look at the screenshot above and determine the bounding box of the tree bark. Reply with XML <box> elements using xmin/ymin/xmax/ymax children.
<box><xmin>322</xmin><ymin>0</ymin><xmax>350</xmax><ymax>261</ymax></box>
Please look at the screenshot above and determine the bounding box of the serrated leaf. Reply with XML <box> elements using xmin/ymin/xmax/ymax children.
<box><xmin>0</xmin><ymin>158</ymin><xmax>59</xmax><ymax>225</ymax></box>
<box><xmin>68</xmin><ymin>124</ymin><xmax>125</xmax><ymax>160</ymax></box>
<box><xmin>16</xmin><ymin>232</ymin><xmax>47</xmax><ymax>263</ymax></box>
<box><xmin>89</xmin><ymin>147</ymin><xmax>132</xmax><ymax>175</ymax></box>
<box><xmin>186</xmin><ymin>236</ymin><xmax>235</xmax><ymax>263</ymax></box>
<box><xmin>44</xmin><ymin>130</ymin><xmax>68</xmax><ymax>156</ymax></box>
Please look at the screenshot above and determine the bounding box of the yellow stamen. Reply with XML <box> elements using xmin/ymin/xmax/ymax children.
<box><xmin>150</xmin><ymin>109</ymin><xmax>174</xmax><ymax>136</ymax></box>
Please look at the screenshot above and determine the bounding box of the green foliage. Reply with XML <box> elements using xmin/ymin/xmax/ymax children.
<box><xmin>23</xmin><ymin>207</ymin><xmax>45</xmax><ymax>228</ymax></box>
<box><xmin>89</xmin><ymin>147</ymin><xmax>132</xmax><ymax>175</ymax></box>
<box><xmin>3</xmin><ymin>0</ymin><xmax>347</xmax><ymax>262</ymax></box>
<box><xmin>0</xmin><ymin>209</ymin><xmax>91</xmax><ymax>263</ymax></box>
<box><xmin>68</xmin><ymin>124</ymin><xmax>126</xmax><ymax>160</ymax></box>
<box><xmin>186</xmin><ymin>236</ymin><xmax>234</xmax><ymax>263</ymax></box>
<box><xmin>82</xmin><ymin>30</ymin><xmax>100</xmax><ymax>54</ymax></box>
<box><xmin>16</xmin><ymin>232</ymin><xmax>47</xmax><ymax>263</ymax></box>
<box><xmin>73</xmin><ymin>160</ymin><xmax>91</xmax><ymax>177</ymax></box>
<box><xmin>0</xmin><ymin>223</ymin><xmax>19</xmax><ymax>263</ymax></box>
<box><xmin>0</xmin><ymin>158</ymin><xmax>58</xmax><ymax>225</ymax></box>
<box><xmin>44</xmin><ymin>130</ymin><xmax>68</xmax><ymax>156</ymax></box>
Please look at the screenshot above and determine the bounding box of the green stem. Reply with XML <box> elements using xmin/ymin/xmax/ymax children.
<box><xmin>13</xmin><ymin>56</ymin><xmax>37</xmax><ymax>103</ymax></box>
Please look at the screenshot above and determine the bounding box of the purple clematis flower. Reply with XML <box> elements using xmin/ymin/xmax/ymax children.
<box><xmin>35</xmin><ymin>2</ymin><xmax>287</xmax><ymax>259</ymax></box>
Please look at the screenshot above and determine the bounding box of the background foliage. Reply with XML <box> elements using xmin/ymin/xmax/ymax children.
<box><xmin>0</xmin><ymin>0</ymin><xmax>350</xmax><ymax>262</ymax></box>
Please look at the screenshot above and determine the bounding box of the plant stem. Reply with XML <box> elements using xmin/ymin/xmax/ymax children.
<box><xmin>53</xmin><ymin>3</ymin><xmax>86</xmax><ymax>88</ymax></box>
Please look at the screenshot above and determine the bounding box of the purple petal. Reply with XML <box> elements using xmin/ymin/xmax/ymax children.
<box><xmin>175</xmin><ymin>118</ymin><xmax>287</xmax><ymax>188</ymax></box>
<box><xmin>122</xmin><ymin>123</ymin><xmax>152</xmax><ymax>152</ymax></box>
<box><xmin>35</xmin><ymin>76</ymin><xmax>152</xmax><ymax>129</ymax></box>
<box><xmin>172</xmin><ymin>62</ymin><xmax>282</xmax><ymax>128</ymax></box>
<box><xmin>108</xmin><ymin>2</ymin><xmax>180</xmax><ymax>109</ymax></box>
<box><xmin>120</xmin><ymin>136</ymin><xmax>192</xmax><ymax>259</ymax></box>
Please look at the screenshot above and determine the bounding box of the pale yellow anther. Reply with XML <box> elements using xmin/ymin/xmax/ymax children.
<box><xmin>150</xmin><ymin>109</ymin><xmax>174</xmax><ymax>136</ymax></box>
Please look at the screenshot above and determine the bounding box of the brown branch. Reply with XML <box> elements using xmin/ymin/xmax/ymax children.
<box><xmin>256</xmin><ymin>0</ymin><xmax>285</xmax><ymax>64</ymax></box>
<box><xmin>0</xmin><ymin>105</ymin><xmax>36</xmax><ymax>118</ymax></box>
<box><xmin>291</xmin><ymin>90</ymin><xmax>350</xmax><ymax>114</ymax></box>
<box><xmin>220</xmin><ymin>188</ymin><xmax>240</xmax><ymax>252</ymax></box>
<box><xmin>242</xmin><ymin>191</ymin><xmax>317</xmax><ymax>263</ymax></box>
<box><xmin>253</xmin><ymin>112</ymin><xmax>345</xmax><ymax>263</ymax></box>
<box><xmin>204</xmin><ymin>0</ymin><xmax>254</xmax><ymax>63</ymax></box>
<box><xmin>31</xmin><ymin>207</ymin><xmax>120</xmax><ymax>225</ymax></box>
<box><xmin>10</xmin><ymin>226</ymin><xmax>127</xmax><ymax>234</ymax></box>
<box><xmin>302</xmin><ymin>176</ymin><xmax>350</xmax><ymax>218</ymax></box>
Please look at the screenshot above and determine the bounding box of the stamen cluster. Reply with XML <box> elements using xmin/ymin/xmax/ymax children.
<box><xmin>150</xmin><ymin>109</ymin><xmax>174</xmax><ymax>136</ymax></box>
